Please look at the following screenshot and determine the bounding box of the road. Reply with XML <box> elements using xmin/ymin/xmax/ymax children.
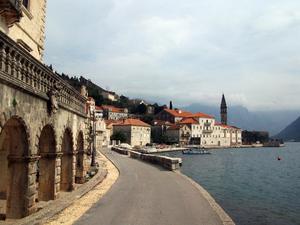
<box><xmin>75</xmin><ymin>150</ymin><xmax>224</xmax><ymax>225</ymax></box>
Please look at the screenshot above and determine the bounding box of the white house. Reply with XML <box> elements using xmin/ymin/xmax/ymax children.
<box><xmin>113</xmin><ymin>119</ymin><xmax>151</xmax><ymax>146</ymax></box>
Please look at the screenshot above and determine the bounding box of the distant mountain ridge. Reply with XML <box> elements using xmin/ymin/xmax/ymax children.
<box><xmin>274</xmin><ymin>117</ymin><xmax>300</xmax><ymax>141</ymax></box>
<box><xmin>182</xmin><ymin>103</ymin><xmax>299</xmax><ymax>136</ymax></box>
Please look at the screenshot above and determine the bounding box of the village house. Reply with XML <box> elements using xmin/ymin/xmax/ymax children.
<box><xmin>151</xmin><ymin>120</ymin><xmax>173</xmax><ymax>143</ymax></box>
<box><xmin>154</xmin><ymin>95</ymin><xmax>242</xmax><ymax>148</ymax></box>
<box><xmin>156</xmin><ymin>108</ymin><xmax>194</xmax><ymax>123</ymax></box>
<box><xmin>113</xmin><ymin>118</ymin><xmax>151</xmax><ymax>146</ymax></box>
<box><xmin>165</xmin><ymin>124</ymin><xmax>191</xmax><ymax>145</ymax></box>
<box><xmin>95</xmin><ymin>118</ymin><xmax>106</xmax><ymax>150</ymax></box>
<box><xmin>103</xmin><ymin>119</ymin><xmax>121</xmax><ymax>146</ymax></box>
<box><xmin>101</xmin><ymin>90</ymin><xmax>119</xmax><ymax>102</ymax></box>
<box><xmin>98</xmin><ymin>105</ymin><xmax>128</xmax><ymax>120</ymax></box>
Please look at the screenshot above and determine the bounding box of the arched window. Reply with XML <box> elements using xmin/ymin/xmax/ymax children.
<box><xmin>23</xmin><ymin>0</ymin><xmax>30</xmax><ymax>9</ymax></box>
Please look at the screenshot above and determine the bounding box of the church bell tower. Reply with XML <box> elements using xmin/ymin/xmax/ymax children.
<box><xmin>221</xmin><ymin>94</ymin><xmax>227</xmax><ymax>125</ymax></box>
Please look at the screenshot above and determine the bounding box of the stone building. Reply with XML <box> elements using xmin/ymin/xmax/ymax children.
<box><xmin>151</xmin><ymin>120</ymin><xmax>173</xmax><ymax>143</ymax></box>
<box><xmin>0</xmin><ymin>1</ymin><xmax>92</xmax><ymax>220</ymax></box>
<box><xmin>95</xmin><ymin>118</ymin><xmax>106</xmax><ymax>151</ymax></box>
<box><xmin>113</xmin><ymin>119</ymin><xmax>151</xmax><ymax>147</ymax></box>
<box><xmin>0</xmin><ymin>36</ymin><xmax>90</xmax><ymax>219</ymax></box>
<box><xmin>98</xmin><ymin>105</ymin><xmax>128</xmax><ymax>120</ymax></box>
<box><xmin>165</xmin><ymin>124</ymin><xmax>191</xmax><ymax>145</ymax></box>
<box><xmin>101</xmin><ymin>90</ymin><xmax>119</xmax><ymax>102</ymax></box>
<box><xmin>153</xmin><ymin>96</ymin><xmax>242</xmax><ymax>147</ymax></box>
<box><xmin>156</xmin><ymin>108</ymin><xmax>194</xmax><ymax>123</ymax></box>
<box><xmin>242</xmin><ymin>130</ymin><xmax>269</xmax><ymax>145</ymax></box>
<box><xmin>0</xmin><ymin>0</ymin><xmax>47</xmax><ymax>60</ymax></box>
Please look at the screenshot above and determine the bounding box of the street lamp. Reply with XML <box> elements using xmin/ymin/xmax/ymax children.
<box><xmin>91</xmin><ymin>111</ymin><xmax>96</xmax><ymax>167</ymax></box>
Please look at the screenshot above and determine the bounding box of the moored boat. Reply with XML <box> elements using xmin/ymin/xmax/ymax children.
<box><xmin>182</xmin><ymin>149</ymin><xmax>211</xmax><ymax>155</ymax></box>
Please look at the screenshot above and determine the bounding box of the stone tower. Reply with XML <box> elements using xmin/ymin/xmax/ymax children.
<box><xmin>221</xmin><ymin>94</ymin><xmax>227</xmax><ymax>125</ymax></box>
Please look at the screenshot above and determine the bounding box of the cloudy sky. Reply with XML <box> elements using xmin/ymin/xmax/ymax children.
<box><xmin>44</xmin><ymin>0</ymin><xmax>300</xmax><ymax>110</ymax></box>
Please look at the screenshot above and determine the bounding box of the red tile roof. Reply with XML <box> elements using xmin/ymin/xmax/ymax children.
<box><xmin>95</xmin><ymin>105</ymin><xmax>103</xmax><ymax>110</ymax></box>
<box><xmin>152</xmin><ymin>120</ymin><xmax>173</xmax><ymax>126</ymax></box>
<box><xmin>114</xmin><ymin>118</ymin><xmax>150</xmax><ymax>127</ymax></box>
<box><xmin>164</xmin><ymin>109</ymin><xmax>194</xmax><ymax>118</ymax></box>
<box><xmin>97</xmin><ymin>105</ymin><xmax>127</xmax><ymax>113</ymax></box>
<box><xmin>179</xmin><ymin>117</ymin><xmax>199</xmax><ymax>125</ymax></box>
<box><xmin>163</xmin><ymin>109</ymin><xmax>214</xmax><ymax>119</ymax></box>
<box><xmin>168</xmin><ymin>124</ymin><xmax>181</xmax><ymax>130</ymax></box>
<box><xmin>193</xmin><ymin>112</ymin><xmax>214</xmax><ymax>119</ymax></box>
<box><xmin>215</xmin><ymin>122</ymin><xmax>240</xmax><ymax>129</ymax></box>
<box><xmin>105</xmin><ymin>119</ymin><xmax>120</xmax><ymax>126</ymax></box>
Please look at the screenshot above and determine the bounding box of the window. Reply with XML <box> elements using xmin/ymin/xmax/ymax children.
<box><xmin>23</xmin><ymin>0</ymin><xmax>30</xmax><ymax>9</ymax></box>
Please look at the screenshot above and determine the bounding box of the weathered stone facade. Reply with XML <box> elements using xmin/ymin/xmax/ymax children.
<box><xmin>0</xmin><ymin>31</ymin><xmax>90</xmax><ymax>219</ymax></box>
<box><xmin>2</xmin><ymin>0</ymin><xmax>47</xmax><ymax>60</ymax></box>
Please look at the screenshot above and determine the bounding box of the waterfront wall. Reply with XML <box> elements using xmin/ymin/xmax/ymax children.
<box><xmin>111</xmin><ymin>147</ymin><xmax>182</xmax><ymax>171</ymax></box>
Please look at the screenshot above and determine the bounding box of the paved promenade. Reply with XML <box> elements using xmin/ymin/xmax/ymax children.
<box><xmin>75</xmin><ymin>150</ymin><xmax>225</xmax><ymax>225</ymax></box>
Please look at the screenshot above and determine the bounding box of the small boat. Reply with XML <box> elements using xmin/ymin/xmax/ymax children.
<box><xmin>182</xmin><ymin>149</ymin><xmax>211</xmax><ymax>155</ymax></box>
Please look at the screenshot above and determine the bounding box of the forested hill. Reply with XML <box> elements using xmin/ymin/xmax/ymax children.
<box><xmin>59</xmin><ymin>73</ymin><xmax>107</xmax><ymax>105</ymax></box>
<box><xmin>58</xmin><ymin>73</ymin><xmax>165</xmax><ymax>116</ymax></box>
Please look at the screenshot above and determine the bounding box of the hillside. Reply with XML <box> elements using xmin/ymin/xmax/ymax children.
<box><xmin>58</xmin><ymin>73</ymin><xmax>165</xmax><ymax>115</ymax></box>
<box><xmin>274</xmin><ymin>116</ymin><xmax>300</xmax><ymax>141</ymax></box>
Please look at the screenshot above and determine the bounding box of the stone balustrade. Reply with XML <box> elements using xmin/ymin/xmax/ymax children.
<box><xmin>0</xmin><ymin>31</ymin><xmax>87</xmax><ymax>116</ymax></box>
<box><xmin>111</xmin><ymin>147</ymin><xmax>182</xmax><ymax>171</ymax></box>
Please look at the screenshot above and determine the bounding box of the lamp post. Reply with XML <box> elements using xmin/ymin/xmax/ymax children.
<box><xmin>91</xmin><ymin>111</ymin><xmax>96</xmax><ymax>167</ymax></box>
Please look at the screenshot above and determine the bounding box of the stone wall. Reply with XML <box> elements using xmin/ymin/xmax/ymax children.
<box><xmin>0</xmin><ymin>80</ymin><xmax>90</xmax><ymax>218</ymax></box>
<box><xmin>0</xmin><ymin>29</ymin><xmax>90</xmax><ymax>219</ymax></box>
<box><xmin>111</xmin><ymin>147</ymin><xmax>182</xmax><ymax>171</ymax></box>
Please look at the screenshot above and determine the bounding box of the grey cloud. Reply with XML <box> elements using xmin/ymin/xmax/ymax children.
<box><xmin>45</xmin><ymin>0</ymin><xmax>300</xmax><ymax>110</ymax></box>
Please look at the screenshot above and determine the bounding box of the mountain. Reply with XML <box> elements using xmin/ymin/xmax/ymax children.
<box><xmin>182</xmin><ymin>103</ymin><xmax>299</xmax><ymax>136</ymax></box>
<box><xmin>274</xmin><ymin>117</ymin><xmax>300</xmax><ymax>141</ymax></box>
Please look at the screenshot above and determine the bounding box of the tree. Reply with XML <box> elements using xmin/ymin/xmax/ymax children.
<box><xmin>111</xmin><ymin>131</ymin><xmax>127</xmax><ymax>143</ymax></box>
<box><xmin>137</xmin><ymin>103</ymin><xmax>147</xmax><ymax>114</ymax></box>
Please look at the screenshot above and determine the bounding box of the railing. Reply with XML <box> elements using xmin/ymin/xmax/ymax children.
<box><xmin>0</xmin><ymin>31</ymin><xmax>87</xmax><ymax>116</ymax></box>
<box><xmin>203</xmin><ymin>129</ymin><xmax>213</xmax><ymax>134</ymax></box>
<box><xmin>204</xmin><ymin>122</ymin><xmax>211</xmax><ymax>126</ymax></box>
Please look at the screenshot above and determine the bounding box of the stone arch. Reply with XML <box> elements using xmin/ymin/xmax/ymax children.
<box><xmin>0</xmin><ymin>117</ymin><xmax>29</xmax><ymax>219</ymax></box>
<box><xmin>75</xmin><ymin>131</ymin><xmax>85</xmax><ymax>184</ymax></box>
<box><xmin>60</xmin><ymin>128</ymin><xmax>74</xmax><ymax>191</ymax></box>
<box><xmin>37</xmin><ymin>124</ymin><xmax>56</xmax><ymax>201</ymax></box>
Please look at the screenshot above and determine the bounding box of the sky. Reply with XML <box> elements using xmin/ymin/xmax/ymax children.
<box><xmin>44</xmin><ymin>0</ymin><xmax>300</xmax><ymax>111</ymax></box>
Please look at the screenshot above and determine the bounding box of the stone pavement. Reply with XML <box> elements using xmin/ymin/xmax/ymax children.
<box><xmin>75</xmin><ymin>150</ymin><xmax>234</xmax><ymax>225</ymax></box>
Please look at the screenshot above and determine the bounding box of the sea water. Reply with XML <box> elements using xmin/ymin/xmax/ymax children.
<box><xmin>164</xmin><ymin>142</ymin><xmax>300</xmax><ymax>225</ymax></box>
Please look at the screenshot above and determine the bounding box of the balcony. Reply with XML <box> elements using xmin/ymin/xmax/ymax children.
<box><xmin>181</xmin><ymin>133</ymin><xmax>191</xmax><ymax>138</ymax></box>
<box><xmin>0</xmin><ymin>31</ymin><xmax>87</xmax><ymax>116</ymax></box>
<box><xmin>203</xmin><ymin>129</ymin><xmax>213</xmax><ymax>134</ymax></box>
<box><xmin>0</xmin><ymin>0</ymin><xmax>22</xmax><ymax>27</ymax></box>
<box><xmin>204</xmin><ymin>122</ymin><xmax>211</xmax><ymax>126</ymax></box>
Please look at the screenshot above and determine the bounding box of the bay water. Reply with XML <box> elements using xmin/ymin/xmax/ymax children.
<box><xmin>163</xmin><ymin>142</ymin><xmax>300</xmax><ymax>225</ymax></box>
